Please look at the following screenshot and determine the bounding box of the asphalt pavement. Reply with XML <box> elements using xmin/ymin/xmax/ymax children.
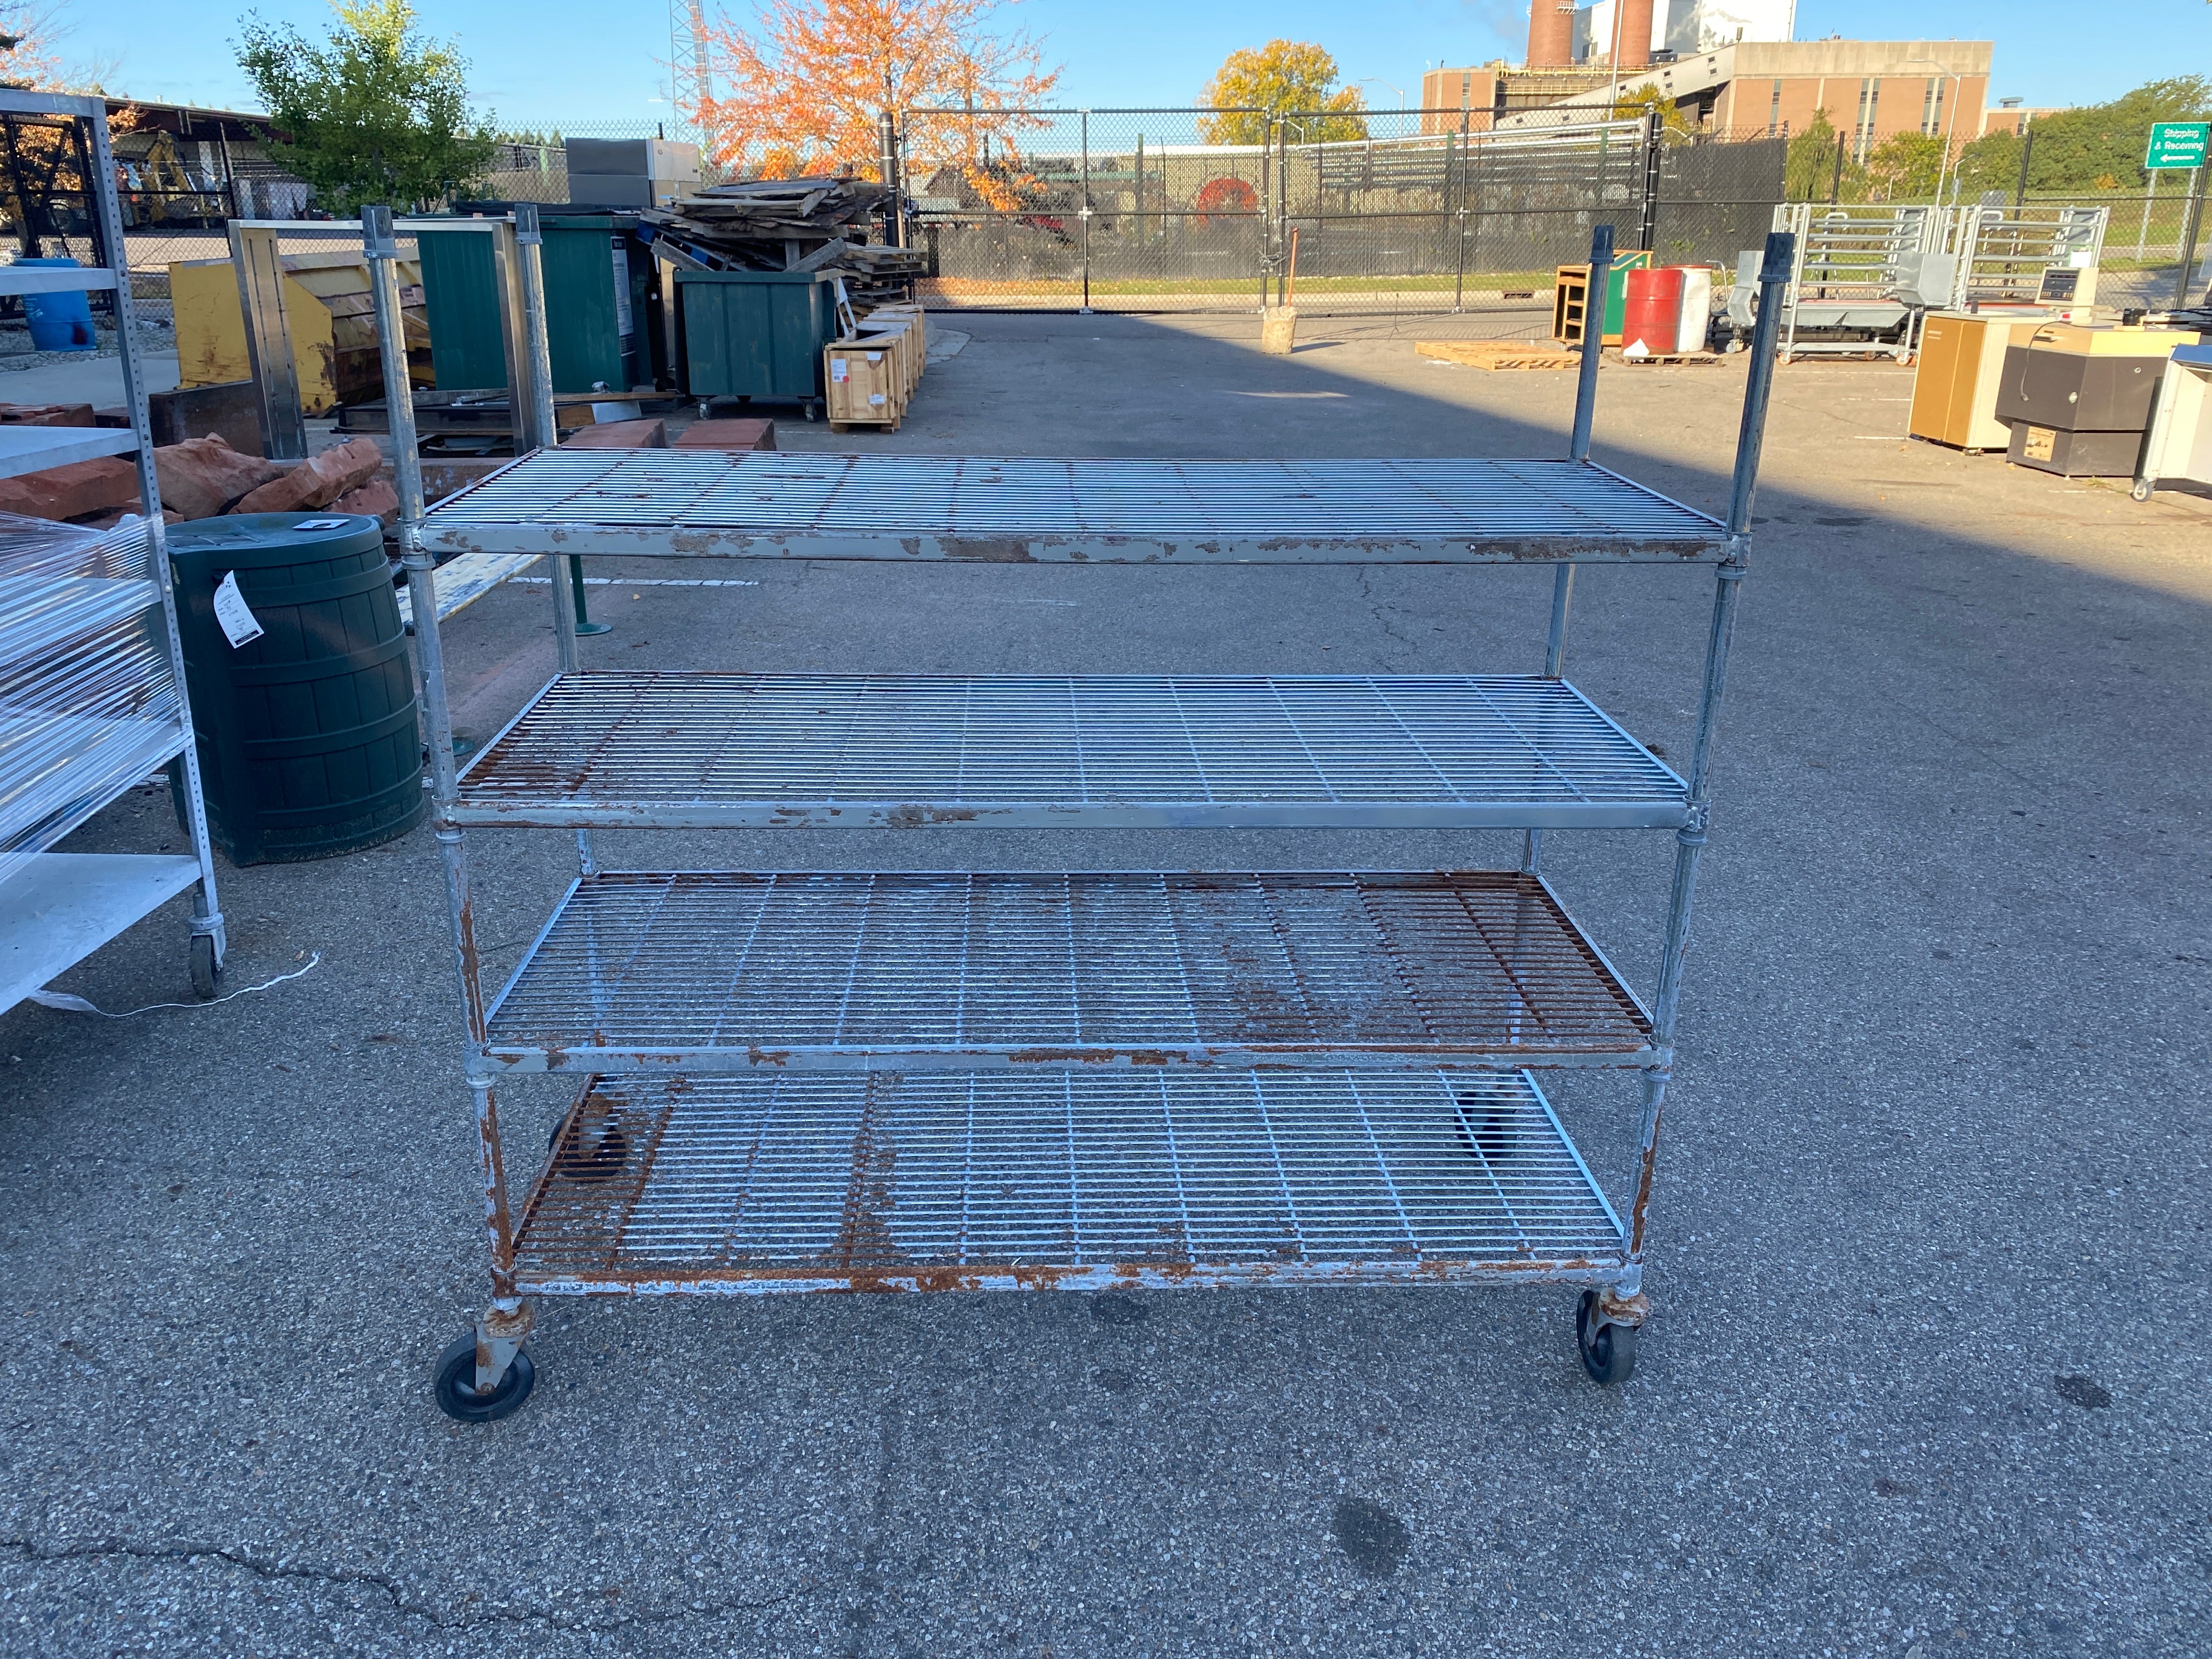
<box><xmin>4</xmin><ymin>309</ymin><xmax>2209</xmax><ymax>1657</ymax></box>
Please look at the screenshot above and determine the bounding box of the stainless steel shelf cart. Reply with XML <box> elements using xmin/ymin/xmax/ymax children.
<box><xmin>371</xmin><ymin>206</ymin><xmax>1792</xmax><ymax>1420</ymax></box>
<box><xmin>0</xmin><ymin>89</ymin><xmax>225</xmax><ymax>1011</ymax></box>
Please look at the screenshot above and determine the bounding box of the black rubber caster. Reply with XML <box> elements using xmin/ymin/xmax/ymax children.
<box><xmin>189</xmin><ymin>934</ymin><xmax>221</xmax><ymax>1001</ymax></box>
<box><xmin>1577</xmin><ymin>1290</ymin><xmax>1638</xmax><ymax>1386</ymax></box>
<box><xmin>434</xmin><ymin>1333</ymin><xmax>535</xmax><ymax>1422</ymax></box>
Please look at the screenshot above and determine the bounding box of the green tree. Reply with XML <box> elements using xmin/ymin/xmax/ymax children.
<box><xmin>1609</xmin><ymin>82</ymin><xmax>1696</xmax><ymax>143</ymax></box>
<box><xmin>1199</xmin><ymin>40</ymin><xmax>1364</xmax><ymax>145</ymax></box>
<box><xmin>235</xmin><ymin>0</ymin><xmax>496</xmax><ymax>213</ymax></box>
<box><xmin>1864</xmin><ymin>130</ymin><xmax>1942</xmax><ymax>201</ymax></box>
<box><xmin>1954</xmin><ymin>75</ymin><xmax>2212</xmax><ymax>196</ymax></box>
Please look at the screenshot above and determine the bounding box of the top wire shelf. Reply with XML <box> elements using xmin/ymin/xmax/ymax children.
<box><xmin>416</xmin><ymin>451</ymin><xmax>1728</xmax><ymax>564</ymax></box>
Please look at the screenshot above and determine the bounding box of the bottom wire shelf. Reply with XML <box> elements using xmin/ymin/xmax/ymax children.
<box><xmin>512</xmin><ymin>1071</ymin><xmax>1628</xmax><ymax>1296</ymax></box>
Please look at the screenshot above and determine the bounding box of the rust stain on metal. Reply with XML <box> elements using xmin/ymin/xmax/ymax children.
<box><xmin>883</xmin><ymin>804</ymin><xmax>979</xmax><ymax>828</ymax></box>
<box><xmin>941</xmin><ymin>536</ymin><xmax>1036</xmax><ymax>562</ymax></box>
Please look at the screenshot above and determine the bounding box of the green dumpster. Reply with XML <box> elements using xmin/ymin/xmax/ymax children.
<box><xmin>676</xmin><ymin>269</ymin><xmax>840</xmax><ymax>413</ymax></box>
<box><xmin>168</xmin><ymin>513</ymin><xmax>424</xmax><ymax>865</ymax></box>
<box><xmin>417</xmin><ymin>212</ymin><xmax>654</xmax><ymax>393</ymax></box>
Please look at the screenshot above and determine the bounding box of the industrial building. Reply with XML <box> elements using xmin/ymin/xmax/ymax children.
<box><xmin>1420</xmin><ymin>28</ymin><xmax>2007</xmax><ymax>162</ymax></box>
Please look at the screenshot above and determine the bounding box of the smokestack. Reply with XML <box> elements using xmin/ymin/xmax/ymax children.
<box><xmin>1526</xmin><ymin>0</ymin><xmax>1575</xmax><ymax>68</ymax></box>
<box><xmin>1616</xmin><ymin>0</ymin><xmax>1654</xmax><ymax>70</ymax></box>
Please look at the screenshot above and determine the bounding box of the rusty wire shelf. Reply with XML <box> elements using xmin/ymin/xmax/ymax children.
<box><xmin>381</xmin><ymin>219</ymin><xmax>1795</xmax><ymax>1416</ymax></box>
<box><xmin>479</xmin><ymin>870</ymin><xmax>1655</xmax><ymax>1074</ymax></box>
<box><xmin>454</xmin><ymin>671</ymin><xmax>1689</xmax><ymax>830</ymax></box>
<box><xmin>416</xmin><ymin>450</ymin><xmax>1728</xmax><ymax>563</ymax></box>
<box><xmin>517</xmin><ymin>1070</ymin><xmax>1626</xmax><ymax>1295</ymax></box>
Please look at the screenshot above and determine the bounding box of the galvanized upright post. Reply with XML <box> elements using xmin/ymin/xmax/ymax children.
<box><xmin>878</xmin><ymin>111</ymin><xmax>903</xmax><ymax>246</ymax></box>
<box><xmin>516</xmin><ymin>203</ymin><xmax>602</xmax><ymax>873</ymax></box>
<box><xmin>1526</xmin><ymin>222</ymin><xmax>1615</xmax><ymax>872</ymax></box>
<box><xmin>1448</xmin><ymin>127</ymin><xmax>1465</xmax><ymax>313</ymax></box>
<box><xmin>1079</xmin><ymin>110</ymin><xmax>1093</xmax><ymax>313</ymax></box>
<box><xmin>369</xmin><ymin>202</ymin><xmax>532</xmax><ymax>1389</ymax></box>
<box><xmin>93</xmin><ymin>106</ymin><xmax>223</xmax><ymax>977</ymax></box>
<box><xmin>1621</xmin><ymin>227</ymin><xmax>1793</xmax><ymax>1281</ymax></box>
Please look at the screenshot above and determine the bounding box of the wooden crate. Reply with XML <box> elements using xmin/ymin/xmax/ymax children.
<box><xmin>825</xmin><ymin>339</ymin><xmax>904</xmax><ymax>431</ymax></box>
<box><xmin>857</xmin><ymin>318</ymin><xmax>918</xmax><ymax>397</ymax></box>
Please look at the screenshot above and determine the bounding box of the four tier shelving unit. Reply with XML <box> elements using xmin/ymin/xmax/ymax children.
<box><xmin>0</xmin><ymin>89</ymin><xmax>225</xmax><ymax>1012</ymax></box>
<box><xmin>369</xmin><ymin>205</ymin><xmax>1793</xmax><ymax>1420</ymax></box>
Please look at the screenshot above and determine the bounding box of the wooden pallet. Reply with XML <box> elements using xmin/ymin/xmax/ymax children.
<box><xmin>1416</xmin><ymin>340</ymin><xmax>1582</xmax><ymax>371</ymax></box>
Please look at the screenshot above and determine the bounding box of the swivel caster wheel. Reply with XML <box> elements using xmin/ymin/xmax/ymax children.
<box><xmin>1577</xmin><ymin>1290</ymin><xmax>1638</xmax><ymax>1387</ymax></box>
<box><xmin>2130</xmin><ymin>480</ymin><xmax>2153</xmax><ymax>503</ymax></box>
<box><xmin>189</xmin><ymin>933</ymin><xmax>221</xmax><ymax>1001</ymax></box>
<box><xmin>434</xmin><ymin>1333</ymin><xmax>535</xmax><ymax>1422</ymax></box>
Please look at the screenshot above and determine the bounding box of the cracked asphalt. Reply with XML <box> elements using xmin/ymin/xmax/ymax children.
<box><xmin>5</xmin><ymin>309</ymin><xmax>2210</xmax><ymax>1656</ymax></box>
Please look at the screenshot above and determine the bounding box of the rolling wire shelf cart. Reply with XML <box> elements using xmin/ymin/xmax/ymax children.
<box><xmin>0</xmin><ymin>89</ymin><xmax>225</xmax><ymax>1011</ymax></box>
<box><xmin>370</xmin><ymin>201</ymin><xmax>1792</xmax><ymax>1420</ymax></box>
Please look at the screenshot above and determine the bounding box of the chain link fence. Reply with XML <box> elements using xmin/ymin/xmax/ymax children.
<box><xmin>894</xmin><ymin>108</ymin><xmax>1791</xmax><ymax>315</ymax></box>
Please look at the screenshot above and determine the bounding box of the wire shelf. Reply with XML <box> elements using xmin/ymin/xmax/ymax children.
<box><xmin>417</xmin><ymin>452</ymin><xmax>1726</xmax><ymax>563</ymax></box>
<box><xmin>513</xmin><ymin>1070</ymin><xmax>1627</xmax><ymax>1294</ymax></box>
<box><xmin>481</xmin><ymin>870</ymin><xmax>1656</xmax><ymax>1073</ymax></box>
<box><xmin>453</xmin><ymin>672</ymin><xmax>1689</xmax><ymax>830</ymax></box>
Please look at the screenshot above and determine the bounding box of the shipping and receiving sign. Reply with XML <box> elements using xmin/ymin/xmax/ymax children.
<box><xmin>2145</xmin><ymin>121</ymin><xmax>2210</xmax><ymax>170</ymax></box>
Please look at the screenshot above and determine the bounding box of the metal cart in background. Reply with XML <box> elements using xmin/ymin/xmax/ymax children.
<box><xmin>0</xmin><ymin>89</ymin><xmax>224</xmax><ymax>1011</ymax></box>
<box><xmin>370</xmin><ymin>205</ymin><xmax>1792</xmax><ymax>1420</ymax></box>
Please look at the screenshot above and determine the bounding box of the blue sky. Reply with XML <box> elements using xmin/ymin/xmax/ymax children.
<box><xmin>70</xmin><ymin>0</ymin><xmax>2210</xmax><ymax>125</ymax></box>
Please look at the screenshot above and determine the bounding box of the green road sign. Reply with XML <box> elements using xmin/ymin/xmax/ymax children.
<box><xmin>2146</xmin><ymin>121</ymin><xmax>2210</xmax><ymax>170</ymax></box>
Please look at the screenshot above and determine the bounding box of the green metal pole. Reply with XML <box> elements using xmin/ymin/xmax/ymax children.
<box><xmin>569</xmin><ymin>554</ymin><xmax>610</xmax><ymax>634</ymax></box>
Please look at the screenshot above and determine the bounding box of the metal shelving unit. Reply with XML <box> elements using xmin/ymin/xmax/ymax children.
<box><xmin>0</xmin><ymin>90</ymin><xmax>225</xmax><ymax>1012</ymax></box>
<box><xmin>374</xmin><ymin>207</ymin><xmax>1793</xmax><ymax>1419</ymax></box>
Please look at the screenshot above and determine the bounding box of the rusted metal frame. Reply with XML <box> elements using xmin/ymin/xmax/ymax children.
<box><xmin>705</xmin><ymin>1085</ymin><xmax>777</xmax><ymax>1270</ymax></box>
<box><xmin>1623</xmin><ymin>230</ymin><xmax>1792</xmax><ymax>1273</ymax></box>
<box><xmin>373</xmin><ymin>203</ymin><xmax>528</xmax><ymax>1370</ymax></box>
<box><xmin>88</xmin><ymin>106</ymin><xmax>225</xmax><ymax>969</ymax></box>
<box><xmin>506</xmin><ymin>1257</ymin><xmax>1638</xmax><ymax>1298</ymax></box>
<box><xmin>600</xmin><ymin>1075</ymin><xmax>680</xmax><ymax>1272</ymax></box>
<box><xmin>442</xmin><ymin>798</ymin><xmax>1700</xmax><ymax>832</ymax></box>
<box><xmin>414</xmin><ymin>523</ymin><xmax>1728</xmax><ymax>566</ymax></box>
<box><xmin>477</xmin><ymin>1039</ymin><xmax>1666</xmax><ymax>1075</ymax></box>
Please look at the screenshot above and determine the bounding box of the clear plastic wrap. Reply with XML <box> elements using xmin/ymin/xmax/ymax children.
<box><xmin>0</xmin><ymin>512</ymin><xmax>182</xmax><ymax>888</ymax></box>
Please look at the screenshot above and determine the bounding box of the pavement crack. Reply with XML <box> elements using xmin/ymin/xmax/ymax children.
<box><xmin>1355</xmin><ymin>568</ymin><xmax>1415</xmax><ymax>658</ymax></box>
<box><xmin>1</xmin><ymin>1534</ymin><xmax>819</xmax><ymax>1632</ymax></box>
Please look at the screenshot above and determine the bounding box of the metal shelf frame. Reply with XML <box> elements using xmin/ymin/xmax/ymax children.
<box><xmin>369</xmin><ymin>203</ymin><xmax>1795</xmax><ymax>1404</ymax></box>
<box><xmin>0</xmin><ymin>89</ymin><xmax>224</xmax><ymax>1012</ymax></box>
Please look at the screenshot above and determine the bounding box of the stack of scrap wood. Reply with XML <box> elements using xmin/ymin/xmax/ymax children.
<box><xmin>639</xmin><ymin>175</ymin><xmax>928</xmax><ymax>306</ymax></box>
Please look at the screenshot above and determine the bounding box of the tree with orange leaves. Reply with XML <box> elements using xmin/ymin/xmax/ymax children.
<box><xmin>693</xmin><ymin>0</ymin><xmax>1058</xmax><ymax>206</ymax></box>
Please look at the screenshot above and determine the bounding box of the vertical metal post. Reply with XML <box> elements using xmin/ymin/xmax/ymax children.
<box><xmin>371</xmin><ymin>205</ymin><xmax>522</xmax><ymax>1321</ymax></box>
<box><xmin>1624</xmin><ymin>228</ymin><xmax>1791</xmax><ymax>1263</ymax></box>
<box><xmin>1448</xmin><ymin>128</ymin><xmax>1464</xmax><ymax>313</ymax></box>
<box><xmin>2012</xmin><ymin>127</ymin><xmax>2034</xmax><ymax>208</ymax></box>
<box><xmin>1568</xmin><ymin>222</ymin><xmax>1611</xmax><ymax>461</ymax></box>
<box><xmin>1259</xmin><ymin>117</ymin><xmax>1272</xmax><ymax>312</ymax></box>
<box><xmin>1276</xmin><ymin>119</ymin><xmax>1291</xmax><ymax>307</ymax></box>
<box><xmin>2176</xmin><ymin>165</ymin><xmax>2207</xmax><ymax>308</ymax></box>
<box><xmin>1079</xmin><ymin>110</ymin><xmax>1093</xmax><ymax>314</ymax></box>
<box><xmin>93</xmin><ymin>108</ymin><xmax>223</xmax><ymax>970</ymax></box>
<box><xmin>1637</xmin><ymin>110</ymin><xmax>1662</xmax><ymax>256</ymax></box>
<box><xmin>227</xmin><ymin>222</ymin><xmax>307</xmax><ymax>460</ymax></box>
<box><xmin>516</xmin><ymin>202</ymin><xmax>601</xmax><ymax>874</ymax></box>
<box><xmin>878</xmin><ymin>111</ymin><xmax>903</xmax><ymax>246</ymax></box>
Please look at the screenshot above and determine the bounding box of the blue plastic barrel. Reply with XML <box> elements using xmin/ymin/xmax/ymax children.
<box><xmin>16</xmin><ymin>257</ymin><xmax>95</xmax><ymax>352</ymax></box>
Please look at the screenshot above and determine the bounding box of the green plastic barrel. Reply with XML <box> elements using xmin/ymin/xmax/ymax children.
<box><xmin>168</xmin><ymin>513</ymin><xmax>424</xmax><ymax>865</ymax></box>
